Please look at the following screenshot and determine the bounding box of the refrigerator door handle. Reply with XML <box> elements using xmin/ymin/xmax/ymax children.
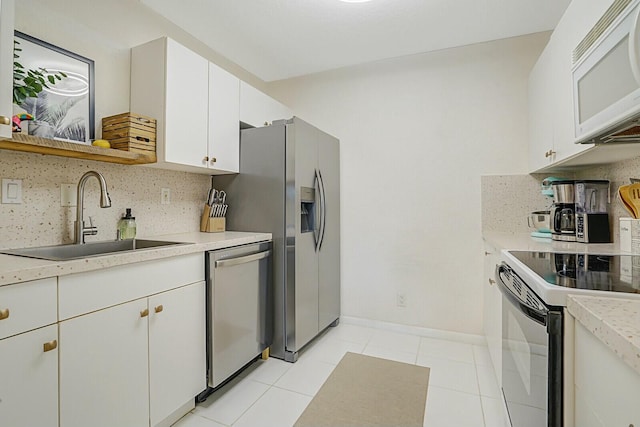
<box><xmin>318</xmin><ymin>168</ymin><xmax>327</xmax><ymax>251</ymax></box>
<box><xmin>314</xmin><ymin>169</ymin><xmax>322</xmax><ymax>251</ymax></box>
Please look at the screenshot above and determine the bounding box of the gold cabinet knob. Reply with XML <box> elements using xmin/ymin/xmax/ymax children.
<box><xmin>0</xmin><ymin>115</ymin><xmax>10</xmax><ymax>126</ymax></box>
<box><xmin>264</xmin><ymin>121</ymin><xmax>269</xmax><ymax>126</ymax></box>
<box><xmin>203</xmin><ymin>156</ymin><xmax>209</xmax><ymax>163</ymax></box>
<box><xmin>43</xmin><ymin>340</ymin><xmax>57</xmax><ymax>352</ymax></box>
<box><xmin>488</xmin><ymin>278</ymin><xmax>496</xmax><ymax>286</ymax></box>
<box><xmin>210</xmin><ymin>157</ymin><xmax>216</xmax><ymax>164</ymax></box>
<box><xmin>154</xmin><ymin>305</ymin><xmax>163</xmax><ymax>314</ymax></box>
<box><xmin>140</xmin><ymin>308</ymin><xmax>149</xmax><ymax>318</ymax></box>
<box><xmin>0</xmin><ymin>308</ymin><xmax>9</xmax><ymax>320</ymax></box>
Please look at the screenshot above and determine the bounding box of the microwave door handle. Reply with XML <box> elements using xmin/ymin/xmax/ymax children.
<box><xmin>629</xmin><ymin>4</ymin><xmax>640</xmax><ymax>85</ymax></box>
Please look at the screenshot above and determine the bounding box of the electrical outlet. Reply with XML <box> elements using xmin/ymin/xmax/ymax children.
<box><xmin>161</xmin><ymin>188</ymin><xmax>170</xmax><ymax>205</ymax></box>
<box><xmin>396</xmin><ymin>292</ymin><xmax>406</xmax><ymax>308</ymax></box>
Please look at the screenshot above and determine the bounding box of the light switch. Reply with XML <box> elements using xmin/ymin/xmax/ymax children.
<box><xmin>2</xmin><ymin>179</ymin><xmax>23</xmax><ymax>204</ymax></box>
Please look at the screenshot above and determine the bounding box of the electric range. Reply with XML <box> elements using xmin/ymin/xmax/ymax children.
<box><xmin>496</xmin><ymin>250</ymin><xmax>640</xmax><ymax>427</ymax></box>
<box><xmin>501</xmin><ymin>250</ymin><xmax>640</xmax><ymax>307</ymax></box>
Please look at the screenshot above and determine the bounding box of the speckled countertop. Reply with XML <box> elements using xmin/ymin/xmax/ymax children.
<box><xmin>567</xmin><ymin>295</ymin><xmax>640</xmax><ymax>376</ymax></box>
<box><xmin>0</xmin><ymin>231</ymin><xmax>271</xmax><ymax>286</ymax></box>
<box><xmin>483</xmin><ymin>231</ymin><xmax>620</xmax><ymax>254</ymax></box>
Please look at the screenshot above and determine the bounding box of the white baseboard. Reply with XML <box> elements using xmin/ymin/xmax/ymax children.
<box><xmin>340</xmin><ymin>316</ymin><xmax>487</xmax><ymax>346</ymax></box>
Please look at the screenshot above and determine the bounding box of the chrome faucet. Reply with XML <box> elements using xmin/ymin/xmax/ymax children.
<box><xmin>74</xmin><ymin>171</ymin><xmax>111</xmax><ymax>244</ymax></box>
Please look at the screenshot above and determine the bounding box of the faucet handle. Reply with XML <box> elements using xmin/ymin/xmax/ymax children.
<box><xmin>84</xmin><ymin>216</ymin><xmax>98</xmax><ymax>237</ymax></box>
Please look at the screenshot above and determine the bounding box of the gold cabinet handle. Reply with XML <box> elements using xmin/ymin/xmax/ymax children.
<box><xmin>545</xmin><ymin>150</ymin><xmax>556</xmax><ymax>158</ymax></box>
<box><xmin>488</xmin><ymin>278</ymin><xmax>496</xmax><ymax>286</ymax></box>
<box><xmin>140</xmin><ymin>308</ymin><xmax>149</xmax><ymax>318</ymax></box>
<box><xmin>0</xmin><ymin>115</ymin><xmax>10</xmax><ymax>126</ymax></box>
<box><xmin>43</xmin><ymin>340</ymin><xmax>57</xmax><ymax>352</ymax></box>
<box><xmin>0</xmin><ymin>308</ymin><xmax>9</xmax><ymax>320</ymax></box>
<box><xmin>154</xmin><ymin>305</ymin><xmax>163</xmax><ymax>314</ymax></box>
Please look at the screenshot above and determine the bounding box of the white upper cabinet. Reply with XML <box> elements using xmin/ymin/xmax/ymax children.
<box><xmin>528</xmin><ymin>45</ymin><xmax>557</xmax><ymax>172</ymax></box>
<box><xmin>131</xmin><ymin>37</ymin><xmax>239</xmax><ymax>174</ymax></box>
<box><xmin>209</xmin><ymin>62</ymin><xmax>240</xmax><ymax>173</ymax></box>
<box><xmin>0</xmin><ymin>0</ymin><xmax>14</xmax><ymax>139</ymax></box>
<box><xmin>528</xmin><ymin>0</ymin><xmax>640</xmax><ymax>172</ymax></box>
<box><xmin>240</xmin><ymin>81</ymin><xmax>293</xmax><ymax>128</ymax></box>
<box><xmin>164</xmin><ymin>38</ymin><xmax>209</xmax><ymax>169</ymax></box>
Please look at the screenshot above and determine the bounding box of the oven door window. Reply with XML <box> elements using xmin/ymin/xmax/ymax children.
<box><xmin>502</xmin><ymin>297</ymin><xmax>548</xmax><ymax>426</ymax></box>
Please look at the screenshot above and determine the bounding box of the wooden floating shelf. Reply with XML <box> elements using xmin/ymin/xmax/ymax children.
<box><xmin>0</xmin><ymin>134</ymin><xmax>157</xmax><ymax>165</ymax></box>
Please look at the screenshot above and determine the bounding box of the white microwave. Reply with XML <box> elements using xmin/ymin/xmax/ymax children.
<box><xmin>573</xmin><ymin>0</ymin><xmax>640</xmax><ymax>144</ymax></box>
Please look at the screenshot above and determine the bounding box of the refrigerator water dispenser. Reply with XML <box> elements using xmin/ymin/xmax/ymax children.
<box><xmin>300</xmin><ymin>186</ymin><xmax>316</xmax><ymax>233</ymax></box>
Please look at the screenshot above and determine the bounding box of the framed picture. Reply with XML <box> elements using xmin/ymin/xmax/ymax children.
<box><xmin>13</xmin><ymin>31</ymin><xmax>95</xmax><ymax>143</ymax></box>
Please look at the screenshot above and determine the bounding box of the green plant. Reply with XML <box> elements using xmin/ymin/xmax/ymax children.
<box><xmin>13</xmin><ymin>40</ymin><xmax>67</xmax><ymax>106</ymax></box>
<box><xmin>21</xmin><ymin>92</ymin><xmax>86</xmax><ymax>141</ymax></box>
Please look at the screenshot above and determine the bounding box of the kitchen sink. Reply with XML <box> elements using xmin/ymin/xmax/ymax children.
<box><xmin>0</xmin><ymin>239</ymin><xmax>191</xmax><ymax>261</ymax></box>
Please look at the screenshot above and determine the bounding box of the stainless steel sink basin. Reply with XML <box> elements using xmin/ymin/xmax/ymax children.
<box><xmin>0</xmin><ymin>239</ymin><xmax>191</xmax><ymax>261</ymax></box>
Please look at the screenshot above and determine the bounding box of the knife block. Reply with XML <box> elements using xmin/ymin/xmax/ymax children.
<box><xmin>200</xmin><ymin>205</ymin><xmax>226</xmax><ymax>233</ymax></box>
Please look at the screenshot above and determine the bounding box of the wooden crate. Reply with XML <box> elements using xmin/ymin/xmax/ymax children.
<box><xmin>102</xmin><ymin>112</ymin><xmax>156</xmax><ymax>154</ymax></box>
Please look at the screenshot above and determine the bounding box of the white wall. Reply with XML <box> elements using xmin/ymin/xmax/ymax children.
<box><xmin>268</xmin><ymin>33</ymin><xmax>549</xmax><ymax>334</ymax></box>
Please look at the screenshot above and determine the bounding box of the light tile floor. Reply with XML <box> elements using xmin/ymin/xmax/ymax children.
<box><xmin>173</xmin><ymin>323</ymin><xmax>510</xmax><ymax>427</ymax></box>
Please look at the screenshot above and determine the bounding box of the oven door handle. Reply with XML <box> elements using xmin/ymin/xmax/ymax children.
<box><xmin>495</xmin><ymin>263</ymin><xmax>548</xmax><ymax>326</ymax></box>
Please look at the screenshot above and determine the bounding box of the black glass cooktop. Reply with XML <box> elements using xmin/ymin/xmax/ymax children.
<box><xmin>509</xmin><ymin>251</ymin><xmax>640</xmax><ymax>294</ymax></box>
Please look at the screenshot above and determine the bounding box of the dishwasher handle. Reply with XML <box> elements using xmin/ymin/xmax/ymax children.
<box><xmin>215</xmin><ymin>250</ymin><xmax>271</xmax><ymax>268</ymax></box>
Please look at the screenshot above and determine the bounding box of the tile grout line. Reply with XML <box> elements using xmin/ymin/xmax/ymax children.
<box><xmin>472</xmin><ymin>346</ymin><xmax>489</xmax><ymax>427</ymax></box>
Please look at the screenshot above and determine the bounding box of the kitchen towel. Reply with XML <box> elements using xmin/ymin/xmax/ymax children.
<box><xmin>294</xmin><ymin>352</ymin><xmax>430</xmax><ymax>427</ymax></box>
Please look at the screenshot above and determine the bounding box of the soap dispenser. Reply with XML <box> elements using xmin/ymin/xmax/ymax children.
<box><xmin>117</xmin><ymin>208</ymin><xmax>137</xmax><ymax>240</ymax></box>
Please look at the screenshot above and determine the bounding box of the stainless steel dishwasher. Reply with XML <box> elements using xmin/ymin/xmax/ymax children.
<box><xmin>205</xmin><ymin>241</ymin><xmax>272</xmax><ymax>390</ymax></box>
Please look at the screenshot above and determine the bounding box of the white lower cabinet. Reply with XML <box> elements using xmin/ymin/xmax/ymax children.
<box><xmin>59</xmin><ymin>298</ymin><xmax>149</xmax><ymax>427</ymax></box>
<box><xmin>574</xmin><ymin>322</ymin><xmax>640</xmax><ymax>426</ymax></box>
<box><xmin>149</xmin><ymin>282</ymin><xmax>206</xmax><ymax>427</ymax></box>
<box><xmin>0</xmin><ymin>277</ymin><xmax>58</xmax><ymax>427</ymax></box>
<box><xmin>0</xmin><ymin>324</ymin><xmax>58</xmax><ymax>427</ymax></box>
<box><xmin>57</xmin><ymin>253</ymin><xmax>205</xmax><ymax>427</ymax></box>
<box><xmin>483</xmin><ymin>242</ymin><xmax>502</xmax><ymax>386</ymax></box>
<box><xmin>59</xmin><ymin>280</ymin><xmax>206</xmax><ymax>427</ymax></box>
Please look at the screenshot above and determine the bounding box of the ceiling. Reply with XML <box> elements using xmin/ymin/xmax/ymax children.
<box><xmin>140</xmin><ymin>0</ymin><xmax>571</xmax><ymax>82</ymax></box>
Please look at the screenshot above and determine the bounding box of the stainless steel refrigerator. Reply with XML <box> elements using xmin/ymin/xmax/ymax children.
<box><xmin>217</xmin><ymin>117</ymin><xmax>340</xmax><ymax>362</ymax></box>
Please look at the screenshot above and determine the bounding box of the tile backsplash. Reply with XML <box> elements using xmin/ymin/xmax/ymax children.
<box><xmin>481</xmin><ymin>174</ymin><xmax>560</xmax><ymax>233</ymax></box>
<box><xmin>576</xmin><ymin>155</ymin><xmax>640</xmax><ymax>243</ymax></box>
<box><xmin>482</xmin><ymin>154</ymin><xmax>640</xmax><ymax>242</ymax></box>
<box><xmin>0</xmin><ymin>151</ymin><xmax>210</xmax><ymax>249</ymax></box>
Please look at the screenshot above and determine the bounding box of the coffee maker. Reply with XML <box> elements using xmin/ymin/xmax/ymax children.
<box><xmin>550</xmin><ymin>180</ymin><xmax>576</xmax><ymax>242</ymax></box>
<box><xmin>575</xmin><ymin>180</ymin><xmax>611</xmax><ymax>243</ymax></box>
